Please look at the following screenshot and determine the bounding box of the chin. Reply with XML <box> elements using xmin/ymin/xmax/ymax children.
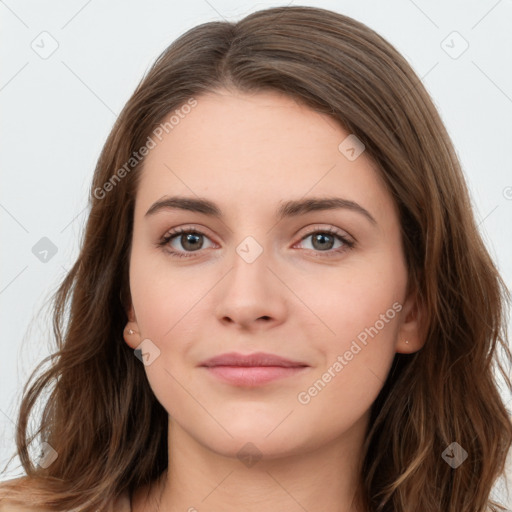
<box><xmin>205</xmin><ymin>434</ymin><xmax>303</xmax><ymax>462</ymax></box>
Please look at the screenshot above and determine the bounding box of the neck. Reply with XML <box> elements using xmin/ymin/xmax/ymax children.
<box><xmin>136</xmin><ymin>413</ymin><xmax>369</xmax><ymax>512</ymax></box>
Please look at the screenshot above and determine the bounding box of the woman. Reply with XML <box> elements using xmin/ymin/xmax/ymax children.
<box><xmin>1</xmin><ymin>5</ymin><xmax>511</xmax><ymax>512</ymax></box>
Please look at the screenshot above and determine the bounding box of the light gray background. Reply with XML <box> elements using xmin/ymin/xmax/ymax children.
<box><xmin>1</xmin><ymin>0</ymin><xmax>511</xmax><ymax>506</ymax></box>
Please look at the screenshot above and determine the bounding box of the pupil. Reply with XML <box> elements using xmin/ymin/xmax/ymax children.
<box><xmin>183</xmin><ymin>233</ymin><xmax>202</xmax><ymax>251</ymax></box>
<box><xmin>313</xmin><ymin>233</ymin><xmax>333</xmax><ymax>250</ymax></box>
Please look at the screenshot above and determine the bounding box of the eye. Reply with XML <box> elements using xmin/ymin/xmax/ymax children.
<box><xmin>158</xmin><ymin>227</ymin><xmax>215</xmax><ymax>258</ymax></box>
<box><xmin>294</xmin><ymin>227</ymin><xmax>355</xmax><ymax>257</ymax></box>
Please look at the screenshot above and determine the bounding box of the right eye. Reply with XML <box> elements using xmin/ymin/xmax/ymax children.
<box><xmin>158</xmin><ymin>227</ymin><xmax>216</xmax><ymax>258</ymax></box>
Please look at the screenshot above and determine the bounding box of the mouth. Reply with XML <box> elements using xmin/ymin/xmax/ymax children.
<box><xmin>201</xmin><ymin>365</ymin><xmax>309</xmax><ymax>386</ymax></box>
<box><xmin>199</xmin><ymin>352</ymin><xmax>310</xmax><ymax>387</ymax></box>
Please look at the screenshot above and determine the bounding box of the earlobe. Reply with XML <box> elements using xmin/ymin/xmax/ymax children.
<box><xmin>396</xmin><ymin>292</ymin><xmax>427</xmax><ymax>354</ymax></box>
<box><xmin>123</xmin><ymin>305</ymin><xmax>141</xmax><ymax>349</ymax></box>
<box><xmin>123</xmin><ymin>322</ymin><xmax>141</xmax><ymax>349</ymax></box>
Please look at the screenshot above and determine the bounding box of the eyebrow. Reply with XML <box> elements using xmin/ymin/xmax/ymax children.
<box><xmin>145</xmin><ymin>195</ymin><xmax>377</xmax><ymax>225</ymax></box>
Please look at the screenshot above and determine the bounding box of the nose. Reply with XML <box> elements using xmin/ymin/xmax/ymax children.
<box><xmin>214</xmin><ymin>245</ymin><xmax>287</xmax><ymax>331</ymax></box>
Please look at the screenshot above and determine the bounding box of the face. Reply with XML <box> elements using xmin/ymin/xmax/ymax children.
<box><xmin>124</xmin><ymin>88</ymin><xmax>423</xmax><ymax>459</ymax></box>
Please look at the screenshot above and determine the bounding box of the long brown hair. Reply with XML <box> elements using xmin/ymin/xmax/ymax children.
<box><xmin>1</xmin><ymin>6</ymin><xmax>511</xmax><ymax>511</ymax></box>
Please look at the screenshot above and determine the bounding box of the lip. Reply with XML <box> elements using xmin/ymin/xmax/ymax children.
<box><xmin>199</xmin><ymin>352</ymin><xmax>310</xmax><ymax>387</ymax></box>
<box><xmin>199</xmin><ymin>351</ymin><xmax>309</xmax><ymax>368</ymax></box>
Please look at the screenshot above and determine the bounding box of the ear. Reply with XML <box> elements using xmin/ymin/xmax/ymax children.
<box><xmin>395</xmin><ymin>290</ymin><xmax>427</xmax><ymax>354</ymax></box>
<box><xmin>123</xmin><ymin>303</ymin><xmax>142</xmax><ymax>349</ymax></box>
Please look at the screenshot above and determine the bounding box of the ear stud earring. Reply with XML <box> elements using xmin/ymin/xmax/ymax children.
<box><xmin>127</xmin><ymin>329</ymin><xmax>135</xmax><ymax>335</ymax></box>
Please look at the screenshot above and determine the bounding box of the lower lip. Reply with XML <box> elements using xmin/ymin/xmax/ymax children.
<box><xmin>202</xmin><ymin>365</ymin><xmax>308</xmax><ymax>386</ymax></box>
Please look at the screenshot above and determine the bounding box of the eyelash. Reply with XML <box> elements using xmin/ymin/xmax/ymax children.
<box><xmin>157</xmin><ymin>225</ymin><xmax>355</xmax><ymax>259</ymax></box>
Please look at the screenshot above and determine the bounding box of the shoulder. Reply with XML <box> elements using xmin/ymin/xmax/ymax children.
<box><xmin>0</xmin><ymin>477</ymin><xmax>131</xmax><ymax>511</ymax></box>
<box><xmin>0</xmin><ymin>477</ymin><xmax>47</xmax><ymax>511</ymax></box>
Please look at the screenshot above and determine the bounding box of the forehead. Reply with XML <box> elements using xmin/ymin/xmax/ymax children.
<box><xmin>135</xmin><ymin>89</ymin><xmax>396</xmax><ymax>225</ymax></box>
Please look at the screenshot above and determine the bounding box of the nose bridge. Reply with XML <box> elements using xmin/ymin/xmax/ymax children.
<box><xmin>214</xmin><ymin>233</ymin><xmax>286</xmax><ymax>326</ymax></box>
<box><xmin>229</xmin><ymin>234</ymin><xmax>273</xmax><ymax>296</ymax></box>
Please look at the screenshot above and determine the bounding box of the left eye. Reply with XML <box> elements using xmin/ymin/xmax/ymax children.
<box><xmin>296</xmin><ymin>230</ymin><xmax>352</xmax><ymax>253</ymax></box>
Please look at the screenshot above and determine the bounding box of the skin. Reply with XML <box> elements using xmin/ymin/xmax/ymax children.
<box><xmin>123</xmin><ymin>88</ymin><xmax>425</xmax><ymax>512</ymax></box>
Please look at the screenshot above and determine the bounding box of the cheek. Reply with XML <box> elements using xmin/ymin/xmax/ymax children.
<box><xmin>294</xmin><ymin>275</ymin><xmax>400</xmax><ymax>435</ymax></box>
<box><xmin>128</xmin><ymin>254</ymin><xmax>205</xmax><ymax>421</ymax></box>
<box><xmin>128</xmin><ymin>250</ymin><xmax>211</xmax><ymax>404</ymax></box>
<box><xmin>299</xmin><ymin>256</ymin><xmax>404</xmax><ymax>397</ymax></box>
<box><xmin>129</xmin><ymin>246</ymin><xmax>204</xmax><ymax>341</ymax></box>
<box><xmin>303</xmin><ymin>256</ymin><xmax>404</xmax><ymax>344</ymax></box>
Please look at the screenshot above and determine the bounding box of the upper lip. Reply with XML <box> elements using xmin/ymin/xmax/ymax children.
<box><xmin>199</xmin><ymin>352</ymin><xmax>309</xmax><ymax>368</ymax></box>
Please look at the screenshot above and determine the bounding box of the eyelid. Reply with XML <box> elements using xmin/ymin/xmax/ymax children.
<box><xmin>161</xmin><ymin>224</ymin><xmax>215</xmax><ymax>240</ymax></box>
<box><xmin>296</xmin><ymin>224</ymin><xmax>353</xmax><ymax>242</ymax></box>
